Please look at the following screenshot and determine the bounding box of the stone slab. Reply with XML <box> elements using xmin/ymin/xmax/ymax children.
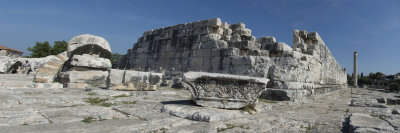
<box><xmin>349</xmin><ymin>113</ymin><xmax>394</xmax><ymax>132</ymax></box>
<box><xmin>161</xmin><ymin>101</ymin><xmax>244</xmax><ymax>122</ymax></box>
<box><xmin>34</xmin><ymin>83</ymin><xmax>63</xmax><ymax>88</ymax></box>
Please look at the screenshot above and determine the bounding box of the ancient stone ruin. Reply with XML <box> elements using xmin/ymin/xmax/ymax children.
<box><xmin>0</xmin><ymin>18</ymin><xmax>348</xmax><ymax>109</ymax></box>
<box><xmin>116</xmin><ymin>18</ymin><xmax>347</xmax><ymax>102</ymax></box>
<box><xmin>1</xmin><ymin>18</ymin><xmax>400</xmax><ymax>132</ymax></box>
<box><xmin>184</xmin><ymin>72</ymin><xmax>269</xmax><ymax>109</ymax></box>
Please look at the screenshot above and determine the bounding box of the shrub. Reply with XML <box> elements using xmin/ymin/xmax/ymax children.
<box><xmin>389</xmin><ymin>83</ymin><xmax>400</xmax><ymax>92</ymax></box>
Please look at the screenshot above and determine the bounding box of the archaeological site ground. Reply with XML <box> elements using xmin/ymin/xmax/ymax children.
<box><xmin>0</xmin><ymin>18</ymin><xmax>399</xmax><ymax>133</ymax></box>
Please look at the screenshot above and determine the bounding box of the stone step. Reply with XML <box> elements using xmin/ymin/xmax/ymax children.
<box><xmin>0</xmin><ymin>74</ymin><xmax>34</xmax><ymax>81</ymax></box>
<box><xmin>0</xmin><ymin>81</ymin><xmax>34</xmax><ymax>88</ymax></box>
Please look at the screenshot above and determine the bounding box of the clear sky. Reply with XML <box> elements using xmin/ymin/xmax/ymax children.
<box><xmin>0</xmin><ymin>0</ymin><xmax>399</xmax><ymax>75</ymax></box>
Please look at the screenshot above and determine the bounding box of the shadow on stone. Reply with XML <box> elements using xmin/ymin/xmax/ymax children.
<box><xmin>160</xmin><ymin>100</ymin><xmax>197</xmax><ymax>106</ymax></box>
<box><xmin>341</xmin><ymin>115</ymin><xmax>350</xmax><ymax>133</ymax></box>
<box><xmin>160</xmin><ymin>100</ymin><xmax>245</xmax><ymax>122</ymax></box>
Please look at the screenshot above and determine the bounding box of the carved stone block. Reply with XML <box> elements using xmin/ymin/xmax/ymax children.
<box><xmin>183</xmin><ymin>72</ymin><xmax>269</xmax><ymax>109</ymax></box>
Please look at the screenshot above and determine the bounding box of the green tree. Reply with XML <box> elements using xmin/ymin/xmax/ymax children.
<box><xmin>358</xmin><ymin>76</ymin><xmax>374</xmax><ymax>86</ymax></box>
<box><xmin>388</xmin><ymin>83</ymin><xmax>400</xmax><ymax>92</ymax></box>
<box><xmin>27</xmin><ymin>41</ymin><xmax>51</xmax><ymax>58</ymax></box>
<box><xmin>51</xmin><ymin>40</ymin><xmax>67</xmax><ymax>55</ymax></box>
<box><xmin>27</xmin><ymin>40</ymin><xmax>67</xmax><ymax>58</ymax></box>
<box><xmin>110</xmin><ymin>53</ymin><xmax>122</xmax><ymax>65</ymax></box>
<box><xmin>347</xmin><ymin>74</ymin><xmax>353</xmax><ymax>85</ymax></box>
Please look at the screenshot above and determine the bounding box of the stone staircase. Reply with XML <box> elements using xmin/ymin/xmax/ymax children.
<box><xmin>34</xmin><ymin>51</ymin><xmax>69</xmax><ymax>83</ymax></box>
<box><xmin>0</xmin><ymin>74</ymin><xmax>35</xmax><ymax>88</ymax></box>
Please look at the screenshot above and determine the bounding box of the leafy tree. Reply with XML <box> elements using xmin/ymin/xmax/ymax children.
<box><xmin>360</xmin><ymin>72</ymin><xmax>364</xmax><ymax>78</ymax></box>
<box><xmin>110</xmin><ymin>53</ymin><xmax>122</xmax><ymax>65</ymax></box>
<box><xmin>388</xmin><ymin>82</ymin><xmax>400</xmax><ymax>92</ymax></box>
<box><xmin>27</xmin><ymin>41</ymin><xmax>51</xmax><ymax>58</ymax></box>
<box><xmin>51</xmin><ymin>40</ymin><xmax>67</xmax><ymax>55</ymax></box>
<box><xmin>358</xmin><ymin>76</ymin><xmax>374</xmax><ymax>86</ymax></box>
<box><xmin>27</xmin><ymin>40</ymin><xmax>67</xmax><ymax>58</ymax></box>
<box><xmin>347</xmin><ymin>74</ymin><xmax>352</xmax><ymax>85</ymax></box>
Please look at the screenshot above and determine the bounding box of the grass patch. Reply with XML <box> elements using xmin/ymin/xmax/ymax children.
<box><xmin>217</xmin><ymin>124</ymin><xmax>235</xmax><ymax>132</ymax></box>
<box><xmin>122</xmin><ymin>101</ymin><xmax>137</xmax><ymax>104</ymax></box>
<box><xmin>301</xmin><ymin>122</ymin><xmax>320</xmax><ymax>133</ymax></box>
<box><xmin>84</xmin><ymin>97</ymin><xmax>114</xmax><ymax>107</ymax></box>
<box><xmin>259</xmin><ymin>99</ymin><xmax>278</xmax><ymax>104</ymax></box>
<box><xmin>88</xmin><ymin>92</ymin><xmax>97</xmax><ymax>95</ymax></box>
<box><xmin>387</xmin><ymin>103</ymin><xmax>396</xmax><ymax>106</ymax></box>
<box><xmin>149</xmin><ymin>127</ymin><xmax>168</xmax><ymax>133</ymax></box>
<box><xmin>379</xmin><ymin>115</ymin><xmax>387</xmax><ymax>121</ymax></box>
<box><xmin>113</xmin><ymin>94</ymin><xmax>129</xmax><ymax>98</ymax></box>
<box><xmin>99</xmin><ymin>102</ymin><xmax>114</xmax><ymax>107</ymax></box>
<box><xmin>242</xmin><ymin>104</ymin><xmax>257</xmax><ymax>114</ymax></box>
<box><xmin>85</xmin><ymin>97</ymin><xmax>109</xmax><ymax>105</ymax></box>
<box><xmin>81</xmin><ymin>117</ymin><xmax>95</xmax><ymax>123</ymax></box>
<box><xmin>370</xmin><ymin>113</ymin><xmax>388</xmax><ymax>121</ymax></box>
<box><xmin>345</xmin><ymin>109</ymin><xmax>350</xmax><ymax>114</ymax></box>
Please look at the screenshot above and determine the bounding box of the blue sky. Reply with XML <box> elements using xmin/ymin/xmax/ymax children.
<box><xmin>0</xmin><ymin>0</ymin><xmax>399</xmax><ymax>75</ymax></box>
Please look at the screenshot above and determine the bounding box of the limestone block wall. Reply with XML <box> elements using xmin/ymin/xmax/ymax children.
<box><xmin>117</xmin><ymin>18</ymin><xmax>268</xmax><ymax>77</ymax></box>
<box><xmin>117</xmin><ymin>18</ymin><xmax>347</xmax><ymax>90</ymax></box>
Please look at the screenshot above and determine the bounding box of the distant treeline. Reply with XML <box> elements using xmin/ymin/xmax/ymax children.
<box><xmin>348</xmin><ymin>72</ymin><xmax>400</xmax><ymax>92</ymax></box>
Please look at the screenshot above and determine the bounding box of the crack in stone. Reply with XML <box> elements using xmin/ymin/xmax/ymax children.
<box><xmin>37</xmin><ymin>111</ymin><xmax>53</xmax><ymax>123</ymax></box>
<box><xmin>112</xmin><ymin>108</ymin><xmax>148</xmax><ymax>121</ymax></box>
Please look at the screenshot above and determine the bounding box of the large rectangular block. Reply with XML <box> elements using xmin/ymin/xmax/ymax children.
<box><xmin>124</xmin><ymin>70</ymin><xmax>163</xmax><ymax>85</ymax></box>
<box><xmin>183</xmin><ymin>72</ymin><xmax>268</xmax><ymax>109</ymax></box>
<box><xmin>59</xmin><ymin>70</ymin><xmax>108</xmax><ymax>87</ymax></box>
<box><xmin>109</xmin><ymin>69</ymin><xmax>125</xmax><ymax>86</ymax></box>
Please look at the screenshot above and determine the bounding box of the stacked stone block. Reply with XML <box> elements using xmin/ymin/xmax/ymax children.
<box><xmin>58</xmin><ymin>34</ymin><xmax>112</xmax><ymax>88</ymax></box>
<box><xmin>117</xmin><ymin>18</ymin><xmax>347</xmax><ymax>98</ymax></box>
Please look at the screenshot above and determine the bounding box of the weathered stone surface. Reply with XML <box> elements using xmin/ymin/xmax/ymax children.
<box><xmin>108</xmin><ymin>69</ymin><xmax>163</xmax><ymax>91</ymax></box>
<box><xmin>34</xmin><ymin>51</ymin><xmax>69</xmax><ymax>83</ymax></box>
<box><xmin>110</xmin><ymin>82</ymin><xmax>157</xmax><ymax>91</ymax></box>
<box><xmin>0</xmin><ymin>55</ymin><xmax>58</xmax><ymax>74</ymax></box>
<box><xmin>58</xmin><ymin>34</ymin><xmax>113</xmax><ymax>88</ymax></box>
<box><xmin>59</xmin><ymin>70</ymin><xmax>108</xmax><ymax>87</ymax></box>
<box><xmin>349</xmin><ymin>113</ymin><xmax>394</xmax><ymax>132</ymax></box>
<box><xmin>108</xmin><ymin>69</ymin><xmax>163</xmax><ymax>88</ymax></box>
<box><xmin>1</xmin><ymin>74</ymin><xmax>399</xmax><ymax>133</ymax></box>
<box><xmin>67</xmin><ymin>34</ymin><xmax>111</xmax><ymax>59</ymax></box>
<box><xmin>34</xmin><ymin>83</ymin><xmax>63</xmax><ymax>88</ymax></box>
<box><xmin>161</xmin><ymin>102</ymin><xmax>244</xmax><ymax>122</ymax></box>
<box><xmin>108</xmin><ymin>69</ymin><xmax>125</xmax><ymax>86</ymax></box>
<box><xmin>124</xmin><ymin>70</ymin><xmax>163</xmax><ymax>86</ymax></box>
<box><xmin>66</xmin><ymin>83</ymin><xmax>88</xmax><ymax>88</ymax></box>
<box><xmin>115</xmin><ymin>18</ymin><xmax>347</xmax><ymax>98</ymax></box>
<box><xmin>70</xmin><ymin>54</ymin><xmax>111</xmax><ymax>69</ymax></box>
<box><xmin>0</xmin><ymin>74</ymin><xmax>34</xmax><ymax>88</ymax></box>
<box><xmin>183</xmin><ymin>72</ymin><xmax>268</xmax><ymax>109</ymax></box>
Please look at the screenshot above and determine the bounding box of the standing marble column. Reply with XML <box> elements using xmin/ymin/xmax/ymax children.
<box><xmin>353</xmin><ymin>51</ymin><xmax>358</xmax><ymax>87</ymax></box>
